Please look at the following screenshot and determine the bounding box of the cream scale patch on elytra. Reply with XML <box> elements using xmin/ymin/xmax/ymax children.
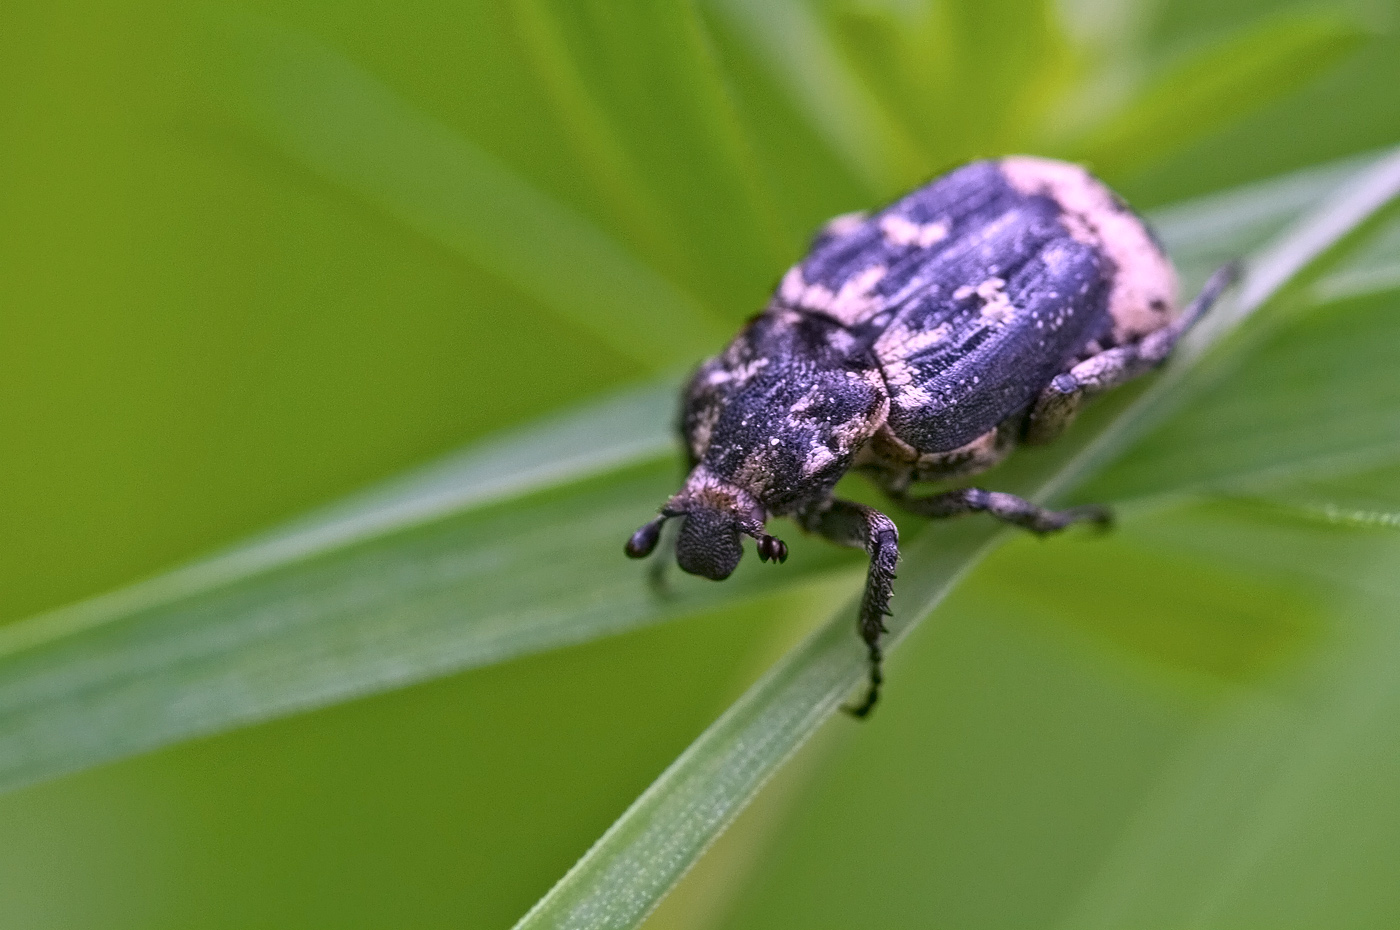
<box><xmin>626</xmin><ymin>157</ymin><xmax>1239</xmax><ymax>717</ymax></box>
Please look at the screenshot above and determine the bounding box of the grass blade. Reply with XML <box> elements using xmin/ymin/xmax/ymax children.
<box><xmin>512</xmin><ymin>147</ymin><xmax>1400</xmax><ymax>930</ymax></box>
<box><xmin>1076</xmin><ymin>12</ymin><xmax>1366</xmax><ymax>177</ymax></box>
<box><xmin>708</xmin><ymin>0</ymin><xmax>922</xmax><ymax>193</ymax></box>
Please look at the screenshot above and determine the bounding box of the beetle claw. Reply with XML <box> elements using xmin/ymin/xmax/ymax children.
<box><xmin>757</xmin><ymin>534</ymin><xmax>788</xmax><ymax>563</ymax></box>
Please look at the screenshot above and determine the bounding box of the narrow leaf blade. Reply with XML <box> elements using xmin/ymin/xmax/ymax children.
<box><xmin>1077</xmin><ymin>13</ymin><xmax>1367</xmax><ymax>177</ymax></box>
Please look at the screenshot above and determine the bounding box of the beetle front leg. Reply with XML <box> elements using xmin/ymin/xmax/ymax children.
<box><xmin>801</xmin><ymin>499</ymin><xmax>899</xmax><ymax>718</ymax></box>
<box><xmin>1026</xmin><ymin>262</ymin><xmax>1239</xmax><ymax>444</ymax></box>
<box><xmin>893</xmin><ymin>487</ymin><xmax>1111</xmax><ymax>535</ymax></box>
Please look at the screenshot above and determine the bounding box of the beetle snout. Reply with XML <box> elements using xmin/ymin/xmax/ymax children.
<box><xmin>675</xmin><ymin>509</ymin><xmax>744</xmax><ymax>581</ymax></box>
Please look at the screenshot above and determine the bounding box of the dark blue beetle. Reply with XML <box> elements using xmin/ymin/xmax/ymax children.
<box><xmin>627</xmin><ymin>157</ymin><xmax>1236</xmax><ymax>716</ymax></box>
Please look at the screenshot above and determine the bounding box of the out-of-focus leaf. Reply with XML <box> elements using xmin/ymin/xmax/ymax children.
<box><xmin>509</xmin><ymin>0</ymin><xmax>791</xmax><ymax>310</ymax></box>
<box><xmin>708</xmin><ymin>0</ymin><xmax>924</xmax><ymax>193</ymax></box>
<box><xmin>828</xmin><ymin>0</ymin><xmax>1077</xmax><ymax>170</ymax></box>
<box><xmin>1311</xmin><ymin>203</ymin><xmax>1400</xmax><ymax>303</ymax></box>
<box><xmin>507</xmin><ymin>0</ymin><xmax>693</xmax><ymax>285</ymax></box>
<box><xmin>1241</xmin><ymin>462</ymin><xmax>1400</xmax><ymax>530</ymax></box>
<box><xmin>511</xmin><ymin>150</ymin><xmax>1400</xmax><ymax>930</ymax></box>
<box><xmin>1051</xmin><ymin>511</ymin><xmax>1400</xmax><ymax>930</ymax></box>
<box><xmin>220</xmin><ymin>16</ymin><xmax>727</xmax><ymax>369</ymax></box>
<box><xmin>1077</xmin><ymin>13</ymin><xmax>1366</xmax><ymax>178</ymax></box>
<box><xmin>1149</xmin><ymin>150</ymin><xmax>1383</xmax><ymax>281</ymax></box>
<box><xmin>1087</xmin><ymin>280</ymin><xmax>1400</xmax><ymax>503</ymax></box>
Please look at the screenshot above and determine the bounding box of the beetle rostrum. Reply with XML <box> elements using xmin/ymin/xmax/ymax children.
<box><xmin>626</xmin><ymin>156</ymin><xmax>1238</xmax><ymax>718</ymax></box>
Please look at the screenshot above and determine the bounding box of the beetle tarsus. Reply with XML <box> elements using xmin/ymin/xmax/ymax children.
<box><xmin>1170</xmin><ymin>260</ymin><xmax>1242</xmax><ymax>336</ymax></box>
<box><xmin>757</xmin><ymin>534</ymin><xmax>789</xmax><ymax>563</ymax></box>
<box><xmin>844</xmin><ymin>643</ymin><xmax>883</xmax><ymax>719</ymax></box>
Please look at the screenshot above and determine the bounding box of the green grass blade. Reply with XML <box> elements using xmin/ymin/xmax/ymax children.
<box><xmin>1149</xmin><ymin>150</ymin><xmax>1384</xmax><ymax>282</ymax></box>
<box><xmin>708</xmin><ymin>0</ymin><xmax>922</xmax><ymax>193</ymax></box>
<box><xmin>220</xmin><ymin>15</ymin><xmax>727</xmax><ymax>369</ymax></box>
<box><xmin>0</xmin><ymin>384</ymin><xmax>677</xmax><ymax>657</ymax></box>
<box><xmin>512</xmin><ymin>147</ymin><xmax>1400</xmax><ymax>930</ymax></box>
<box><xmin>506</xmin><ymin>0</ymin><xmax>792</xmax><ymax>310</ymax></box>
<box><xmin>1077</xmin><ymin>12</ymin><xmax>1367</xmax><ymax>178</ymax></box>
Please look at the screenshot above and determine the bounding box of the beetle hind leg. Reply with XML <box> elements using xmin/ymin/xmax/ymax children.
<box><xmin>1026</xmin><ymin>262</ymin><xmax>1240</xmax><ymax>444</ymax></box>
<box><xmin>800</xmin><ymin>499</ymin><xmax>899</xmax><ymax>718</ymax></box>
<box><xmin>893</xmin><ymin>487</ymin><xmax>1112</xmax><ymax>535</ymax></box>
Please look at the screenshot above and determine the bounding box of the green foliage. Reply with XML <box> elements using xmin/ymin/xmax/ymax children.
<box><xmin>1073</xmin><ymin>12</ymin><xmax>1367</xmax><ymax>178</ymax></box>
<box><xmin>3</xmin><ymin>1</ymin><xmax>1400</xmax><ymax>928</ymax></box>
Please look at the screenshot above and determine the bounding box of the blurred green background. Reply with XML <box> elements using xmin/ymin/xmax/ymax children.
<box><xmin>3</xmin><ymin>0</ymin><xmax>1400</xmax><ymax>927</ymax></box>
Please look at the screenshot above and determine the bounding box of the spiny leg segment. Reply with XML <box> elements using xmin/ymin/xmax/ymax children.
<box><xmin>801</xmin><ymin>499</ymin><xmax>899</xmax><ymax>718</ymax></box>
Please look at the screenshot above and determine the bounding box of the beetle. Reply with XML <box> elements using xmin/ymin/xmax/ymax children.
<box><xmin>625</xmin><ymin>156</ymin><xmax>1237</xmax><ymax>717</ymax></box>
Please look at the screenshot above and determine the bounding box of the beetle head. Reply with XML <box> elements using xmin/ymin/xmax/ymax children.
<box><xmin>625</xmin><ymin>467</ymin><xmax>786</xmax><ymax>581</ymax></box>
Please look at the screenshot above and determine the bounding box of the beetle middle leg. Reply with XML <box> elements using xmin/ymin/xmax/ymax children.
<box><xmin>1025</xmin><ymin>262</ymin><xmax>1240</xmax><ymax>444</ymax></box>
<box><xmin>891</xmin><ymin>487</ymin><xmax>1111</xmax><ymax>534</ymax></box>
<box><xmin>800</xmin><ymin>498</ymin><xmax>899</xmax><ymax>718</ymax></box>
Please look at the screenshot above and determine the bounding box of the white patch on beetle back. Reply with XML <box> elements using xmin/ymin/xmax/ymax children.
<box><xmin>776</xmin><ymin>264</ymin><xmax>888</xmax><ymax>325</ymax></box>
<box><xmin>687</xmin><ymin>401</ymin><xmax>721</xmax><ymax>458</ymax></box>
<box><xmin>789</xmin><ymin>373</ymin><xmax>890</xmax><ymax>479</ymax></box>
<box><xmin>801</xmin><ymin>444</ymin><xmax>838</xmax><ymax>477</ymax></box>
<box><xmin>702</xmin><ymin>355</ymin><xmax>768</xmax><ymax>387</ymax></box>
<box><xmin>1000</xmin><ymin>156</ymin><xmax>1179</xmax><ymax>343</ymax></box>
<box><xmin>878</xmin><ymin>352</ymin><xmax>936</xmax><ymax>414</ymax></box>
<box><xmin>821</xmin><ymin>210</ymin><xmax>868</xmax><ymax>239</ymax></box>
<box><xmin>875</xmin><ymin>320</ymin><xmax>950</xmax><ymax>366</ymax></box>
<box><xmin>788</xmin><ymin>384</ymin><xmax>823</xmax><ymax>415</ymax></box>
<box><xmin>973</xmin><ymin>277</ymin><xmax>1014</xmax><ymax>323</ymax></box>
<box><xmin>880</xmin><ymin>214</ymin><xmax>950</xmax><ymax>248</ymax></box>
<box><xmin>778</xmin><ymin>265</ymin><xmax>807</xmax><ymax>304</ymax></box>
<box><xmin>893</xmin><ymin>382</ymin><xmax>932</xmax><ymax>408</ymax></box>
<box><xmin>825</xmin><ymin>327</ymin><xmax>857</xmax><ymax>353</ymax></box>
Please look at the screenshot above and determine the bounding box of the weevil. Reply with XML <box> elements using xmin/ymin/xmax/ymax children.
<box><xmin>626</xmin><ymin>157</ymin><xmax>1237</xmax><ymax>717</ymax></box>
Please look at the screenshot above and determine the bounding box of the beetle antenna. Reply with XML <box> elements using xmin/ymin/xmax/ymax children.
<box><xmin>625</xmin><ymin>514</ymin><xmax>672</xmax><ymax>559</ymax></box>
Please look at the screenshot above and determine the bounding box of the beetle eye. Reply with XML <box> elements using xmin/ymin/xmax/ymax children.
<box><xmin>757</xmin><ymin>535</ymin><xmax>788</xmax><ymax>563</ymax></box>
